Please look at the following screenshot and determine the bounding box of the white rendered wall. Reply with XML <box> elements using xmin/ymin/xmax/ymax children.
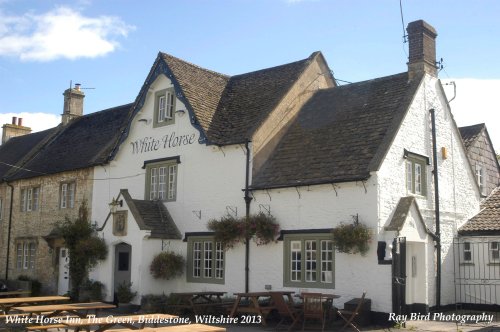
<box><xmin>377</xmin><ymin>75</ymin><xmax>481</xmax><ymax>309</ymax></box>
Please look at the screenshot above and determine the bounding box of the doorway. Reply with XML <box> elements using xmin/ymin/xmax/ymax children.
<box><xmin>113</xmin><ymin>243</ymin><xmax>132</xmax><ymax>295</ymax></box>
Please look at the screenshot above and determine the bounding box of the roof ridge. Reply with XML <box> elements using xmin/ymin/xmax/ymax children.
<box><xmin>160</xmin><ymin>52</ymin><xmax>230</xmax><ymax>79</ymax></box>
<box><xmin>321</xmin><ymin>72</ymin><xmax>409</xmax><ymax>92</ymax></box>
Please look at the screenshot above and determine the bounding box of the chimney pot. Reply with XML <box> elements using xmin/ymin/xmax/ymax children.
<box><xmin>75</xmin><ymin>83</ymin><xmax>81</xmax><ymax>91</ymax></box>
<box><xmin>12</xmin><ymin>116</ymin><xmax>17</xmax><ymax>125</ymax></box>
<box><xmin>18</xmin><ymin>118</ymin><xmax>23</xmax><ymax>126</ymax></box>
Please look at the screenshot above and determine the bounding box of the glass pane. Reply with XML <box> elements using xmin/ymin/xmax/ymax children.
<box><xmin>305</xmin><ymin>240</ymin><xmax>317</xmax><ymax>282</ymax></box>
<box><xmin>150</xmin><ymin>168</ymin><xmax>157</xmax><ymax>200</ymax></box>
<box><xmin>168</xmin><ymin>165</ymin><xmax>177</xmax><ymax>200</ymax></box>
<box><xmin>204</xmin><ymin>242</ymin><xmax>213</xmax><ymax>278</ymax></box>
<box><xmin>158</xmin><ymin>167</ymin><xmax>166</xmax><ymax>199</ymax></box>
<box><xmin>290</xmin><ymin>241</ymin><xmax>301</xmax><ymax>282</ymax></box>
<box><xmin>158</xmin><ymin>96</ymin><xmax>166</xmax><ymax>122</ymax></box>
<box><xmin>193</xmin><ymin>242</ymin><xmax>201</xmax><ymax>278</ymax></box>
<box><xmin>415</xmin><ymin>163</ymin><xmax>422</xmax><ymax>194</ymax></box>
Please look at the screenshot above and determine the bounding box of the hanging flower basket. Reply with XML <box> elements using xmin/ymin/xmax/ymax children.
<box><xmin>149</xmin><ymin>251</ymin><xmax>185</xmax><ymax>280</ymax></box>
<box><xmin>332</xmin><ymin>217</ymin><xmax>371</xmax><ymax>256</ymax></box>
<box><xmin>207</xmin><ymin>213</ymin><xmax>280</xmax><ymax>249</ymax></box>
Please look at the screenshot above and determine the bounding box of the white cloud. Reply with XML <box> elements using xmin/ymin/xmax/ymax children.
<box><xmin>0</xmin><ymin>113</ymin><xmax>60</xmax><ymax>144</ymax></box>
<box><xmin>443</xmin><ymin>78</ymin><xmax>500</xmax><ymax>152</ymax></box>
<box><xmin>0</xmin><ymin>7</ymin><xmax>134</xmax><ymax>61</ymax></box>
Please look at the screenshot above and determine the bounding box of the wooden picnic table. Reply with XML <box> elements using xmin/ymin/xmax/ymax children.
<box><xmin>0</xmin><ymin>295</ymin><xmax>69</xmax><ymax>314</ymax></box>
<box><xmin>229</xmin><ymin>291</ymin><xmax>295</xmax><ymax>326</ymax></box>
<box><xmin>13</xmin><ymin>301</ymin><xmax>116</xmax><ymax>318</ymax></box>
<box><xmin>62</xmin><ymin>313</ymin><xmax>178</xmax><ymax>331</ymax></box>
<box><xmin>0</xmin><ymin>290</ymin><xmax>31</xmax><ymax>297</ymax></box>
<box><xmin>170</xmin><ymin>291</ymin><xmax>227</xmax><ymax>314</ymax></box>
<box><xmin>109</xmin><ymin>324</ymin><xmax>226</xmax><ymax>331</ymax></box>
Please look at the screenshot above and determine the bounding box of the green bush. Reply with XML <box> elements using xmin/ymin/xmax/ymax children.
<box><xmin>116</xmin><ymin>281</ymin><xmax>137</xmax><ymax>303</ymax></box>
<box><xmin>332</xmin><ymin>220</ymin><xmax>371</xmax><ymax>256</ymax></box>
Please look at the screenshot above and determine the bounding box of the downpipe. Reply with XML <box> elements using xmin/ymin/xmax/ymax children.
<box><xmin>430</xmin><ymin>109</ymin><xmax>441</xmax><ymax>309</ymax></box>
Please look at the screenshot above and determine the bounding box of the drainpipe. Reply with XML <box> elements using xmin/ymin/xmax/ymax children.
<box><xmin>244</xmin><ymin>140</ymin><xmax>252</xmax><ymax>293</ymax></box>
<box><xmin>5</xmin><ymin>182</ymin><xmax>14</xmax><ymax>280</ymax></box>
<box><xmin>430</xmin><ymin>109</ymin><xmax>441</xmax><ymax>309</ymax></box>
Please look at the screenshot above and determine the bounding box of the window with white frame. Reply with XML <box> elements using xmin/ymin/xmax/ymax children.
<box><xmin>187</xmin><ymin>236</ymin><xmax>224</xmax><ymax>284</ymax></box>
<box><xmin>20</xmin><ymin>187</ymin><xmax>40</xmax><ymax>212</ymax></box>
<box><xmin>490</xmin><ymin>242</ymin><xmax>500</xmax><ymax>262</ymax></box>
<box><xmin>405</xmin><ymin>153</ymin><xmax>427</xmax><ymax>196</ymax></box>
<box><xmin>463</xmin><ymin>242</ymin><xmax>472</xmax><ymax>262</ymax></box>
<box><xmin>145</xmin><ymin>161</ymin><xmax>178</xmax><ymax>201</ymax></box>
<box><xmin>475</xmin><ymin>164</ymin><xmax>484</xmax><ymax>192</ymax></box>
<box><xmin>284</xmin><ymin>233</ymin><xmax>334</xmax><ymax>288</ymax></box>
<box><xmin>16</xmin><ymin>240</ymin><xmax>36</xmax><ymax>270</ymax></box>
<box><xmin>154</xmin><ymin>88</ymin><xmax>175</xmax><ymax>127</ymax></box>
<box><xmin>60</xmin><ymin>182</ymin><xmax>75</xmax><ymax>209</ymax></box>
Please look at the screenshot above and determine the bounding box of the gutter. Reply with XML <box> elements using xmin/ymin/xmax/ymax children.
<box><xmin>5</xmin><ymin>182</ymin><xmax>14</xmax><ymax>280</ymax></box>
<box><xmin>243</xmin><ymin>140</ymin><xmax>252</xmax><ymax>293</ymax></box>
<box><xmin>430</xmin><ymin>109</ymin><xmax>441</xmax><ymax>309</ymax></box>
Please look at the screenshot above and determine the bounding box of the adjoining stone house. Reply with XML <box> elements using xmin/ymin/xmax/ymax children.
<box><xmin>0</xmin><ymin>86</ymin><xmax>132</xmax><ymax>294</ymax></box>
<box><xmin>86</xmin><ymin>19</ymin><xmax>480</xmax><ymax>319</ymax></box>
<box><xmin>459</xmin><ymin>123</ymin><xmax>500</xmax><ymax>197</ymax></box>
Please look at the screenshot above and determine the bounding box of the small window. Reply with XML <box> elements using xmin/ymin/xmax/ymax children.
<box><xmin>145</xmin><ymin>161</ymin><xmax>178</xmax><ymax>201</ymax></box>
<box><xmin>490</xmin><ymin>242</ymin><xmax>499</xmax><ymax>262</ymax></box>
<box><xmin>187</xmin><ymin>237</ymin><xmax>224</xmax><ymax>284</ymax></box>
<box><xmin>405</xmin><ymin>154</ymin><xmax>427</xmax><ymax>196</ymax></box>
<box><xmin>20</xmin><ymin>187</ymin><xmax>40</xmax><ymax>212</ymax></box>
<box><xmin>154</xmin><ymin>89</ymin><xmax>176</xmax><ymax>127</ymax></box>
<box><xmin>284</xmin><ymin>234</ymin><xmax>334</xmax><ymax>288</ymax></box>
<box><xmin>60</xmin><ymin>182</ymin><xmax>76</xmax><ymax>209</ymax></box>
<box><xmin>475</xmin><ymin>165</ymin><xmax>484</xmax><ymax>192</ymax></box>
<box><xmin>16</xmin><ymin>240</ymin><xmax>36</xmax><ymax>270</ymax></box>
<box><xmin>463</xmin><ymin>242</ymin><xmax>472</xmax><ymax>262</ymax></box>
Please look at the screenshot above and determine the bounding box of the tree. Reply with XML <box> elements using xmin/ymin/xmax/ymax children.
<box><xmin>56</xmin><ymin>201</ymin><xmax>107</xmax><ymax>300</ymax></box>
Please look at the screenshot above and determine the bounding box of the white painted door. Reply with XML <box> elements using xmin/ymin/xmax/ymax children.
<box><xmin>58</xmin><ymin>248</ymin><xmax>70</xmax><ymax>295</ymax></box>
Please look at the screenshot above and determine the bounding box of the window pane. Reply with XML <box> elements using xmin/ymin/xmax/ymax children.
<box><xmin>193</xmin><ymin>242</ymin><xmax>201</xmax><ymax>278</ymax></box>
<box><xmin>305</xmin><ymin>240</ymin><xmax>317</xmax><ymax>282</ymax></box>
<box><xmin>61</xmin><ymin>183</ymin><xmax>67</xmax><ymax>208</ymax></box>
<box><xmin>463</xmin><ymin>242</ymin><xmax>471</xmax><ymax>261</ymax></box>
<box><xmin>150</xmin><ymin>168</ymin><xmax>157</xmax><ymax>200</ymax></box>
<box><xmin>168</xmin><ymin>165</ymin><xmax>177</xmax><ymax>200</ymax></box>
<box><xmin>406</xmin><ymin>161</ymin><xmax>413</xmax><ymax>192</ymax></box>
<box><xmin>166</xmin><ymin>92</ymin><xmax>174</xmax><ymax>119</ymax></box>
<box><xmin>16</xmin><ymin>244</ymin><xmax>22</xmax><ymax>269</ymax></box>
<box><xmin>27</xmin><ymin>188</ymin><xmax>32</xmax><ymax>211</ymax></box>
<box><xmin>290</xmin><ymin>241</ymin><xmax>301</xmax><ymax>282</ymax></box>
<box><xmin>158</xmin><ymin>167</ymin><xmax>166</xmax><ymax>199</ymax></box>
<box><xmin>204</xmin><ymin>242</ymin><xmax>213</xmax><ymax>278</ymax></box>
<box><xmin>415</xmin><ymin>163</ymin><xmax>422</xmax><ymax>194</ymax></box>
<box><xmin>491</xmin><ymin>242</ymin><xmax>499</xmax><ymax>261</ymax></box>
<box><xmin>215</xmin><ymin>242</ymin><xmax>224</xmax><ymax>279</ymax></box>
<box><xmin>29</xmin><ymin>243</ymin><xmax>36</xmax><ymax>269</ymax></box>
<box><xmin>68</xmin><ymin>183</ymin><xmax>75</xmax><ymax>208</ymax></box>
<box><xmin>158</xmin><ymin>95</ymin><xmax>166</xmax><ymax>122</ymax></box>
<box><xmin>32</xmin><ymin>188</ymin><xmax>39</xmax><ymax>211</ymax></box>
<box><xmin>23</xmin><ymin>243</ymin><xmax>29</xmax><ymax>269</ymax></box>
<box><xmin>321</xmin><ymin>240</ymin><xmax>333</xmax><ymax>283</ymax></box>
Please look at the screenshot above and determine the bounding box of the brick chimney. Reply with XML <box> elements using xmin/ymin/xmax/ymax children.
<box><xmin>2</xmin><ymin>117</ymin><xmax>32</xmax><ymax>144</ymax></box>
<box><xmin>407</xmin><ymin>20</ymin><xmax>438</xmax><ymax>78</ymax></box>
<box><xmin>62</xmin><ymin>83</ymin><xmax>85</xmax><ymax>125</ymax></box>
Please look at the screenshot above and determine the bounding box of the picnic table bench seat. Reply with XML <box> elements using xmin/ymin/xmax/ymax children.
<box><xmin>26</xmin><ymin>323</ymin><xmax>68</xmax><ymax>331</ymax></box>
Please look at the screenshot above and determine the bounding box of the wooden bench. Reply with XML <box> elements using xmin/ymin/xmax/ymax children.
<box><xmin>26</xmin><ymin>324</ymin><xmax>68</xmax><ymax>331</ymax></box>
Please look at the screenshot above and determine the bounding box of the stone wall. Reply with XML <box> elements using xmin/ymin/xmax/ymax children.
<box><xmin>0</xmin><ymin>168</ymin><xmax>93</xmax><ymax>294</ymax></box>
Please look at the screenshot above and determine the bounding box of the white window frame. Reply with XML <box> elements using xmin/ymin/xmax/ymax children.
<box><xmin>187</xmin><ymin>237</ymin><xmax>225</xmax><ymax>284</ymax></box>
<box><xmin>405</xmin><ymin>155</ymin><xmax>427</xmax><ymax>196</ymax></box>
<box><xmin>284</xmin><ymin>234</ymin><xmax>334</xmax><ymax>288</ymax></box>
<box><xmin>463</xmin><ymin>242</ymin><xmax>472</xmax><ymax>262</ymax></box>
<box><xmin>146</xmin><ymin>162</ymin><xmax>178</xmax><ymax>201</ymax></box>
<box><xmin>21</xmin><ymin>187</ymin><xmax>40</xmax><ymax>212</ymax></box>
<box><xmin>490</xmin><ymin>242</ymin><xmax>500</xmax><ymax>262</ymax></box>
<box><xmin>16</xmin><ymin>240</ymin><xmax>36</xmax><ymax>270</ymax></box>
<box><xmin>154</xmin><ymin>89</ymin><xmax>176</xmax><ymax>127</ymax></box>
<box><xmin>60</xmin><ymin>182</ymin><xmax>76</xmax><ymax>209</ymax></box>
<box><xmin>475</xmin><ymin>165</ymin><xmax>484</xmax><ymax>192</ymax></box>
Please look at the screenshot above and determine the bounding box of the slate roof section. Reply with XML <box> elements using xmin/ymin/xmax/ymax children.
<box><xmin>459</xmin><ymin>123</ymin><xmax>485</xmax><ymax>149</ymax></box>
<box><xmin>120</xmin><ymin>189</ymin><xmax>181</xmax><ymax>239</ymax></box>
<box><xmin>251</xmin><ymin>72</ymin><xmax>423</xmax><ymax>189</ymax></box>
<box><xmin>6</xmin><ymin>103</ymin><xmax>133</xmax><ymax>181</ymax></box>
<box><xmin>459</xmin><ymin>187</ymin><xmax>500</xmax><ymax>235</ymax></box>
<box><xmin>0</xmin><ymin>128</ymin><xmax>56</xmax><ymax>179</ymax></box>
<box><xmin>159</xmin><ymin>52</ymin><xmax>318</xmax><ymax>145</ymax></box>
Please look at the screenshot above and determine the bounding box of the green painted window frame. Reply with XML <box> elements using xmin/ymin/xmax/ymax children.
<box><xmin>283</xmin><ymin>233</ymin><xmax>335</xmax><ymax>289</ymax></box>
<box><xmin>153</xmin><ymin>88</ymin><xmax>176</xmax><ymax>128</ymax></box>
<box><xmin>144</xmin><ymin>160</ymin><xmax>178</xmax><ymax>201</ymax></box>
<box><xmin>186</xmin><ymin>236</ymin><xmax>225</xmax><ymax>284</ymax></box>
<box><xmin>405</xmin><ymin>155</ymin><xmax>427</xmax><ymax>196</ymax></box>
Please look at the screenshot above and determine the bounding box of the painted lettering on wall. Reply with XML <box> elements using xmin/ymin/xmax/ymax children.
<box><xmin>130</xmin><ymin>132</ymin><xmax>196</xmax><ymax>154</ymax></box>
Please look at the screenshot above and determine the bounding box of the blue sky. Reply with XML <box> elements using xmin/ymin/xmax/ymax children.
<box><xmin>1</xmin><ymin>0</ymin><xmax>499</xmax><ymax>149</ymax></box>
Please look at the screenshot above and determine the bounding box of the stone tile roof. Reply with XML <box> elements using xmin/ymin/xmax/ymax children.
<box><xmin>0</xmin><ymin>128</ymin><xmax>56</xmax><ymax>179</ymax></box>
<box><xmin>121</xmin><ymin>189</ymin><xmax>181</xmax><ymax>239</ymax></box>
<box><xmin>459</xmin><ymin>123</ymin><xmax>485</xmax><ymax>149</ymax></box>
<box><xmin>160</xmin><ymin>52</ymin><xmax>316</xmax><ymax>145</ymax></box>
<box><xmin>251</xmin><ymin>72</ymin><xmax>423</xmax><ymax>189</ymax></box>
<box><xmin>459</xmin><ymin>187</ymin><xmax>500</xmax><ymax>235</ymax></box>
<box><xmin>5</xmin><ymin>103</ymin><xmax>132</xmax><ymax>181</ymax></box>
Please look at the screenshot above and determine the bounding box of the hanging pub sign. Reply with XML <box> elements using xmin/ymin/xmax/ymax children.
<box><xmin>130</xmin><ymin>131</ymin><xmax>196</xmax><ymax>154</ymax></box>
